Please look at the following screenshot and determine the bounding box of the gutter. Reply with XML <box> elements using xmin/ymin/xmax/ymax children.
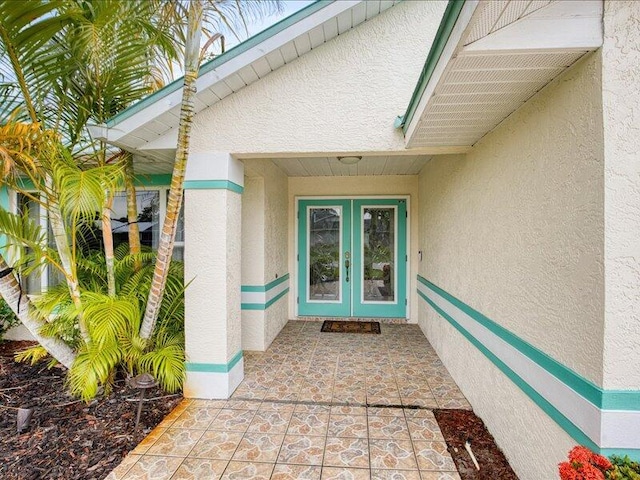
<box><xmin>396</xmin><ymin>0</ymin><xmax>466</xmax><ymax>133</ymax></box>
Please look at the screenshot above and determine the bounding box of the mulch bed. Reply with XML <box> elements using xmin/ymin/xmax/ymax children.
<box><xmin>0</xmin><ymin>341</ymin><xmax>182</xmax><ymax>480</ymax></box>
<box><xmin>434</xmin><ymin>409</ymin><xmax>519</xmax><ymax>480</ymax></box>
<box><xmin>320</xmin><ymin>320</ymin><xmax>381</xmax><ymax>334</ymax></box>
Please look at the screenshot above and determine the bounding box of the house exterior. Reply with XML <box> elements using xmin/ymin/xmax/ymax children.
<box><xmin>7</xmin><ymin>0</ymin><xmax>639</xmax><ymax>478</ymax></box>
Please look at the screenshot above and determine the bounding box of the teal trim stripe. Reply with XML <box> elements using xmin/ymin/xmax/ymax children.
<box><xmin>416</xmin><ymin>287</ymin><xmax>600</xmax><ymax>451</ymax></box>
<box><xmin>106</xmin><ymin>0</ymin><xmax>333</xmax><ymax>127</ymax></box>
<box><xmin>600</xmin><ymin>449</ymin><xmax>640</xmax><ymax>460</ymax></box>
<box><xmin>185</xmin><ymin>350</ymin><xmax>243</xmax><ymax>373</ymax></box>
<box><xmin>400</xmin><ymin>0</ymin><xmax>465</xmax><ymax>132</ymax></box>
<box><xmin>602</xmin><ymin>391</ymin><xmax>640</xmax><ymax>411</ymax></box>
<box><xmin>241</xmin><ymin>274</ymin><xmax>290</xmax><ymax>293</ymax></box>
<box><xmin>417</xmin><ymin>276</ymin><xmax>617</xmax><ymax>409</ymax></box>
<box><xmin>183</xmin><ymin>180</ymin><xmax>243</xmax><ymax>193</ymax></box>
<box><xmin>242</xmin><ymin>288</ymin><xmax>290</xmax><ymax>310</ymax></box>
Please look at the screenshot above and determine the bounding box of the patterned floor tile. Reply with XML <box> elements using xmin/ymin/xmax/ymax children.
<box><xmin>189</xmin><ymin>431</ymin><xmax>243</xmax><ymax>460</ymax></box>
<box><xmin>158</xmin><ymin>400</ymin><xmax>191</xmax><ymax>428</ymax></box>
<box><xmin>170</xmin><ymin>458</ymin><xmax>228</xmax><ymax>480</ymax></box>
<box><xmin>370</xmin><ymin>469</ymin><xmax>421</xmax><ymax>480</ymax></box>
<box><xmin>328</xmin><ymin>414</ymin><xmax>368</xmax><ymax>438</ymax></box>
<box><xmin>132</xmin><ymin>427</ymin><xmax>166</xmax><ymax>454</ymax></box>
<box><xmin>248</xmin><ymin>409</ymin><xmax>293</xmax><ymax>434</ymax></box>
<box><xmin>171</xmin><ymin>407</ymin><xmax>219</xmax><ymax>430</ymax></box>
<box><xmin>219</xmin><ymin>461</ymin><xmax>274</xmax><ymax>480</ymax></box>
<box><xmin>120</xmin><ymin>455</ymin><xmax>182</xmax><ymax>480</ymax></box>
<box><xmin>147</xmin><ymin>428</ymin><xmax>204</xmax><ymax>457</ymax></box>
<box><xmin>231</xmin><ymin>433</ymin><xmax>284</xmax><ymax>463</ymax></box>
<box><xmin>271</xmin><ymin>464</ymin><xmax>322</xmax><ymax>480</ymax></box>
<box><xmin>104</xmin><ymin>454</ymin><xmax>141</xmax><ymax>480</ymax></box>
<box><xmin>207</xmin><ymin>409</ymin><xmax>256</xmax><ymax>432</ymax></box>
<box><xmin>277</xmin><ymin>434</ymin><xmax>326</xmax><ymax>465</ymax></box>
<box><xmin>419</xmin><ymin>472</ymin><xmax>462</xmax><ymax>480</ymax></box>
<box><xmin>413</xmin><ymin>441</ymin><xmax>456</xmax><ymax>471</ymax></box>
<box><xmin>367</xmin><ymin>407</ymin><xmax>405</xmax><ymax>417</ymax></box>
<box><xmin>320</xmin><ymin>467</ymin><xmax>371</xmax><ymax>480</ymax></box>
<box><xmin>369</xmin><ymin>439</ymin><xmax>418</xmax><ymax>470</ymax></box>
<box><xmin>406</xmin><ymin>415</ymin><xmax>444</xmax><ymax>441</ymax></box>
<box><xmin>368</xmin><ymin>415</ymin><xmax>410</xmax><ymax>440</ymax></box>
<box><xmin>324</xmin><ymin>437</ymin><xmax>369</xmax><ymax>468</ymax></box>
<box><xmin>330</xmin><ymin>406</ymin><xmax>367</xmax><ymax>416</ymax></box>
<box><xmin>287</xmin><ymin>412</ymin><xmax>330</xmax><ymax>436</ymax></box>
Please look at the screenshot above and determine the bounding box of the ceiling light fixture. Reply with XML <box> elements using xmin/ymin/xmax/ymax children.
<box><xmin>337</xmin><ymin>156</ymin><xmax>362</xmax><ymax>165</ymax></box>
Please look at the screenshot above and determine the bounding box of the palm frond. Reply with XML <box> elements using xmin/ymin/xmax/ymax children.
<box><xmin>82</xmin><ymin>292</ymin><xmax>141</xmax><ymax>345</ymax></box>
<box><xmin>67</xmin><ymin>341</ymin><xmax>121</xmax><ymax>401</ymax></box>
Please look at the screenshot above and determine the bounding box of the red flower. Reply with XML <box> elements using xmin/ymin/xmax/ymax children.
<box><xmin>591</xmin><ymin>453</ymin><xmax>612</xmax><ymax>471</ymax></box>
<box><xmin>559</xmin><ymin>446</ymin><xmax>612</xmax><ymax>480</ymax></box>
<box><xmin>559</xmin><ymin>461</ymin><xmax>581</xmax><ymax>480</ymax></box>
<box><xmin>569</xmin><ymin>446</ymin><xmax>595</xmax><ymax>465</ymax></box>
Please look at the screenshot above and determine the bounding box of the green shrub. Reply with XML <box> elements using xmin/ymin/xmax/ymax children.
<box><xmin>0</xmin><ymin>297</ymin><xmax>20</xmax><ymax>341</ymax></box>
<box><xmin>607</xmin><ymin>455</ymin><xmax>640</xmax><ymax>480</ymax></box>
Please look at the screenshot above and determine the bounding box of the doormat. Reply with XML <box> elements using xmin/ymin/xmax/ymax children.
<box><xmin>320</xmin><ymin>320</ymin><xmax>381</xmax><ymax>334</ymax></box>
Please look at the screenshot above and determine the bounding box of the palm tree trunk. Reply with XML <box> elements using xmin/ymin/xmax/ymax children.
<box><xmin>47</xmin><ymin>193</ymin><xmax>89</xmax><ymax>343</ymax></box>
<box><xmin>0</xmin><ymin>255</ymin><xmax>76</xmax><ymax>368</ymax></box>
<box><xmin>139</xmin><ymin>0</ymin><xmax>203</xmax><ymax>340</ymax></box>
<box><xmin>124</xmin><ymin>153</ymin><xmax>141</xmax><ymax>271</ymax></box>
<box><xmin>101</xmin><ymin>193</ymin><xmax>116</xmax><ymax>296</ymax></box>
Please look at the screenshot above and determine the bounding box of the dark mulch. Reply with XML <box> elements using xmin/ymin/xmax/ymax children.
<box><xmin>434</xmin><ymin>409</ymin><xmax>519</xmax><ymax>480</ymax></box>
<box><xmin>0</xmin><ymin>341</ymin><xmax>182</xmax><ymax>480</ymax></box>
<box><xmin>320</xmin><ymin>320</ymin><xmax>381</xmax><ymax>334</ymax></box>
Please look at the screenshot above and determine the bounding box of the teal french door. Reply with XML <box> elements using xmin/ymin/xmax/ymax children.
<box><xmin>297</xmin><ymin>198</ymin><xmax>407</xmax><ymax>318</ymax></box>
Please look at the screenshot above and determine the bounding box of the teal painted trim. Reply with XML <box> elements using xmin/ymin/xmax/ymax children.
<box><xmin>185</xmin><ymin>350</ymin><xmax>243</xmax><ymax>373</ymax></box>
<box><xmin>133</xmin><ymin>174</ymin><xmax>172</xmax><ymax>187</ymax></box>
<box><xmin>602</xmin><ymin>391</ymin><xmax>640</xmax><ymax>411</ymax></box>
<box><xmin>243</xmin><ymin>288</ymin><xmax>290</xmax><ymax>311</ymax></box>
<box><xmin>183</xmin><ymin>180</ymin><xmax>243</xmax><ymax>193</ymax></box>
<box><xmin>241</xmin><ymin>274</ymin><xmax>290</xmax><ymax>293</ymax></box>
<box><xmin>600</xmin><ymin>449</ymin><xmax>640</xmax><ymax>461</ymax></box>
<box><xmin>417</xmin><ymin>276</ymin><xmax>607</xmax><ymax>409</ymax></box>
<box><xmin>106</xmin><ymin>1</ymin><xmax>333</xmax><ymax>127</ymax></box>
<box><xmin>265</xmin><ymin>288</ymin><xmax>289</xmax><ymax>309</ymax></box>
<box><xmin>400</xmin><ymin>0</ymin><xmax>465</xmax><ymax>133</ymax></box>
<box><xmin>417</xmin><ymin>288</ymin><xmax>600</xmax><ymax>451</ymax></box>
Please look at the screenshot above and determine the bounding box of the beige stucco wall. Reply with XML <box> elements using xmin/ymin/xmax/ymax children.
<box><xmin>188</xmin><ymin>0</ymin><xmax>445</xmax><ymax>156</ymax></box>
<box><xmin>601</xmin><ymin>0</ymin><xmax>640</xmax><ymax>390</ymax></box>
<box><xmin>185</xmin><ymin>189</ymin><xmax>242</xmax><ymax>365</ymax></box>
<box><xmin>288</xmin><ymin>175</ymin><xmax>419</xmax><ymax>322</ymax></box>
<box><xmin>418</xmin><ymin>52</ymin><xmax>604</xmax><ymax>480</ymax></box>
<box><xmin>241</xmin><ymin>160</ymin><xmax>289</xmax><ymax>351</ymax></box>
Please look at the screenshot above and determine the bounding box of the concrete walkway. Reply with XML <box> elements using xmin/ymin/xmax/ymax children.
<box><xmin>107</xmin><ymin>321</ymin><xmax>470</xmax><ymax>480</ymax></box>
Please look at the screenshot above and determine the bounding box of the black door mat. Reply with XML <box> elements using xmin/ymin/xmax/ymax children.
<box><xmin>320</xmin><ymin>320</ymin><xmax>381</xmax><ymax>334</ymax></box>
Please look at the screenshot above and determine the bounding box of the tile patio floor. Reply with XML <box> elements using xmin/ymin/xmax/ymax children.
<box><xmin>107</xmin><ymin>321</ymin><xmax>471</xmax><ymax>480</ymax></box>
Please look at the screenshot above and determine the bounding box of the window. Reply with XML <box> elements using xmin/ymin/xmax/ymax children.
<box><xmin>14</xmin><ymin>187</ymin><xmax>184</xmax><ymax>294</ymax></box>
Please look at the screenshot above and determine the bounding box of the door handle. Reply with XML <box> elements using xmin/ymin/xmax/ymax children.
<box><xmin>344</xmin><ymin>252</ymin><xmax>350</xmax><ymax>283</ymax></box>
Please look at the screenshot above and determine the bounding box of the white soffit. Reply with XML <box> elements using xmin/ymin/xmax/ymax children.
<box><xmin>99</xmin><ymin>0</ymin><xmax>400</xmax><ymax>159</ymax></box>
<box><xmin>404</xmin><ymin>0</ymin><xmax>603</xmax><ymax>149</ymax></box>
<box><xmin>270</xmin><ymin>155</ymin><xmax>431</xmax><ymax>177</ymax></box>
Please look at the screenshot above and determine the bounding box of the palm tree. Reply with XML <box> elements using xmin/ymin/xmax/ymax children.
<box><xmin>140</xmin><ymin>0</ymin><xmax>282</xmax><ymax>338</ymax></box>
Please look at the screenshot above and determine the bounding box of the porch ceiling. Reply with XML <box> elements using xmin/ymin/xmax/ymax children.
<box><xmin>402</xmin><ymin>0</ymin><xmax>603</xmax><ymax>149</ymax></box>
<box><xmin>269</xmin><ymin>155</ymin><xmax>431</xmax><ymax>177</ymax></box>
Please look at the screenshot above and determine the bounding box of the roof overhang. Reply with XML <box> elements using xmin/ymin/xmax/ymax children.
<box><xmin>401</xmin><ymin>0</ymin><xmax>603</xmax><ymax>149</ymax></box>
<box><xmin>92</xmin><ymin>0</ymin><xmax>401</xmax><ymax>165</ymax></box>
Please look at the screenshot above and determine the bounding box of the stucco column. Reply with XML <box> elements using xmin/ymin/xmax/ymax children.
<box><xmin>600</xmin><ymin>0</ymin><xmax>640</xmax><ymax>455</ymax></box>
<box><xmin>183</xmin><ymin>152</ymin><xmax>244</xmax><ymax>399</ymax></box>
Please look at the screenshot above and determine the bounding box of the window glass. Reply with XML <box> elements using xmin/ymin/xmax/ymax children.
<box><xmin>17</xmin><ymin>194</ymin><xmax>42</xmax><ymax>294</ymax></box>
<box><xmin>110</xmin><ymin>191</ymin><xmax>160</xmax><ymax>250</ymax></box>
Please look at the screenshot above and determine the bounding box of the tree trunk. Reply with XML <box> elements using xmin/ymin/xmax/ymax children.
<box><xmin>124</xmin><ymin>153</ymin><xmax>141</xmax><ymax>271</ymax></box>
<box><xmin>47</xmin><ymin>192</ymin><xmax>89</xmax><ymax>343</ymax></box>
<box><xmin>0</xmin><ymin>255</ymin><xmax>76</xmax><ymax>369</ymax></box>
<box><xmin>101</xmin><ymin>193</ymin><xmax>116</xmax><ymax>296</ymax></box>
<box><xmin>139</xmin><ymin>0</ymin><xmax>203</xmax><ymax>340</ymax></box>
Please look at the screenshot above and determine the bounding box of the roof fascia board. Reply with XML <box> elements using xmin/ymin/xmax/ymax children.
<box><xmin>400</xmin><ymin>0</ymin><xmax>477</xmax><ymax>137</ymax></box>
<box><xmin>105</xmin><ymin>0</ymin><xmax>361</xmax><ymax>136</ymax></box>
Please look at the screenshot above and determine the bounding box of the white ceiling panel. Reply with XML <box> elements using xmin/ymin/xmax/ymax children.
<box><xmin>269</xmin><ymin>155</ymin><xmax>431</xmax><ymax>177</ymax></box>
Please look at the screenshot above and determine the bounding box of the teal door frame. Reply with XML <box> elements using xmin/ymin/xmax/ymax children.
<box><xmin>297</xmin><ymin>197</ymin><xmax>407</xmax><ymax>318</ymax></box>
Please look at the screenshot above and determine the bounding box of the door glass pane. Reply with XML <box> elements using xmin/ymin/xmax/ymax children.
<box><xmin>308</xmin><ymin>207</ymin><xmax>341</xmax><ymax>302</ymax></box>
<box><xmin>362</xmin><ymin>207</ymin><xmax>395</xmax><ymax>302</ymax></box>
<box><xmin>17</xmin><ymin>194</ymin><xmax>42</xmax><ymax>294</ymax></box>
